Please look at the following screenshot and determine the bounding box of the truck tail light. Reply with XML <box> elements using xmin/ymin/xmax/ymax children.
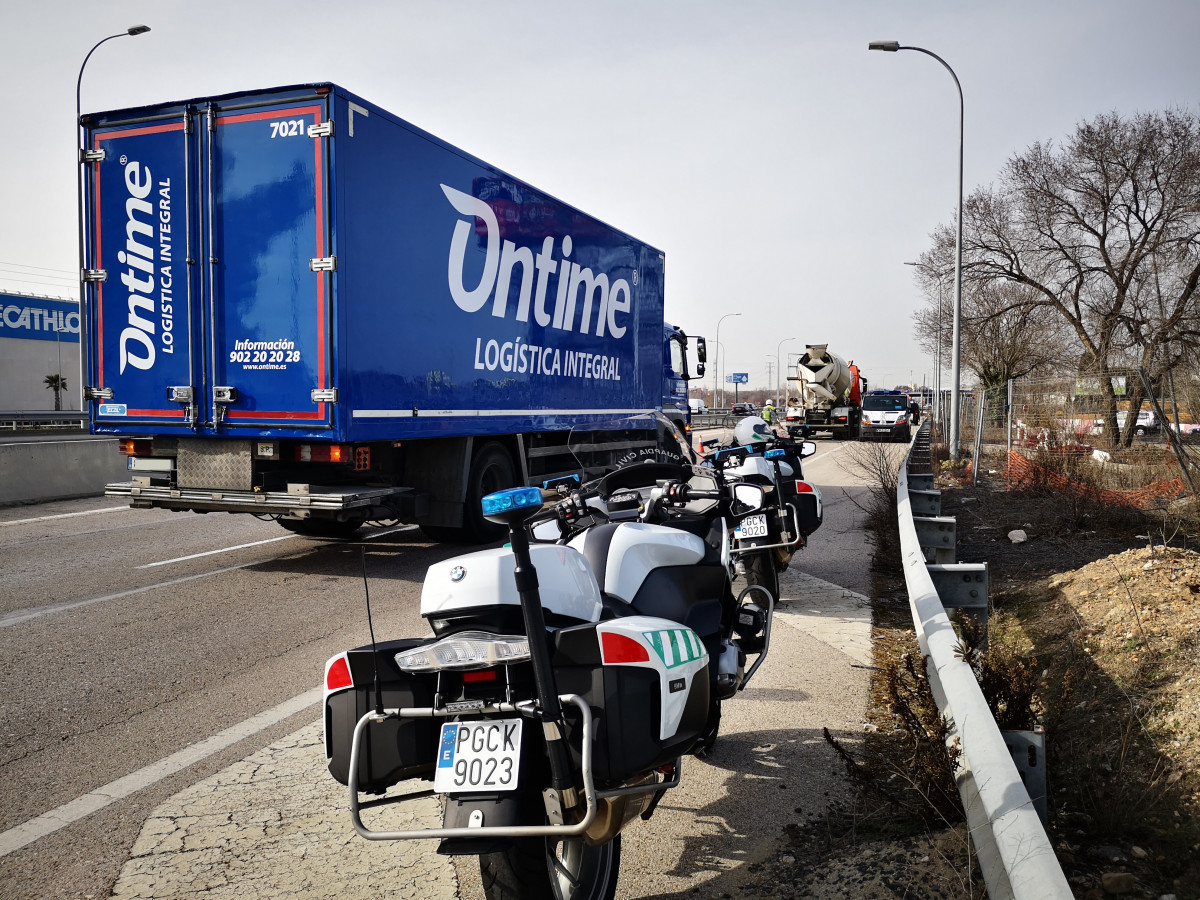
<box><xmin>118</xmin><ymin>438</ymin><xmax>153</xmax><ymax>456</ymax></box>
<box><xmin>295</xmin><ymin>443</ymin><xmax>352</xmax><ymax>463</ymax></box>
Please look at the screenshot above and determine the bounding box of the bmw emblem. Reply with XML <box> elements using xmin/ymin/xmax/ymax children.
<box><xmin>450</xmin><ymin>566</ymin><xmax>466</xmax><ymax>583</ymax></box>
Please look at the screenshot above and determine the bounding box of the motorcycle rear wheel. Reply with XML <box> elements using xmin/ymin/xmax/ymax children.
<box><xmin>744</xmin><ymin>551</ymin><xmax>780</xmax><ymax>605</ymax></box>
<box><xmin>481</xmin><ymin>834</ymin><xmax>621</xmax><ymax>900</ymax></box>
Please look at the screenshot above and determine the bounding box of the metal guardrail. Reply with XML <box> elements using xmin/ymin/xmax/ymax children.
<box><xmin>690</xmin><ymin>412</ymin><xmax>734</xmax><ymax>430</ymax></box>
<box><xmin>0</xmin><ymin>410</ymin><xmax>87</xmax><ymax>431</ymax></box>
<box><xmin>897</xmin><ymin>421</ymin><xmax>1071</xmax><ymax>900</ymax></box>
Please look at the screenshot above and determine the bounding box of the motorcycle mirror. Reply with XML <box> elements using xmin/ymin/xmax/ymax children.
<box><xmin>800</xmin><ymin>441</ymin><xmax>818</xmax><ymax>459</ymax></box>
<box><xmin>530</xmin><ymin>518</ymin><xmax>561</xmax><ymax>542</ymax></box>
<box><xmin>731</xmin><ymin>483</ymin><xmax>766</xmax><ymax>514</ymax></box>
<box><xmin>481</xmin><ymin>486</ymin><xmax>546</xmax><ymax>526</ymax></box>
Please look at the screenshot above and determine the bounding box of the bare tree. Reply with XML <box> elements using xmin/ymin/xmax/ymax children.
<box><xmin>912</xmin><ymin>270</ymin><xmax>1071</xmax><ymax>396</ymax></box>
<box><xmin>920</xmin><ymin>109</ymin><xmax>1200</xmax><ymax>447</ymax></box>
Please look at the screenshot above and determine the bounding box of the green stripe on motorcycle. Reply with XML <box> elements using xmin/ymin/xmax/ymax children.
<box><xmin>644</xmin><ymin>628</ymin><xmax>701</xmax><ymax>668</ymax></box>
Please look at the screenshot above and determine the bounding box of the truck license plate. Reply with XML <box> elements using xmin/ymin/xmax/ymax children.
<box><xmin>736</xmin><ymin>514</ymin><xmax>769</xmax><ymax>539</ymax></box>
<box><xmin>434</xmin><ymin>719</ymin><xmax>522</xmax><ymax>793</ymax></box>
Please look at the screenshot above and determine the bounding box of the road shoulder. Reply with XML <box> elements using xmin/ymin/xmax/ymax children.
<box><xmin>109</xmin><ymin>572</ymin><xmax>873</xmax><ymax>899</ymax></box>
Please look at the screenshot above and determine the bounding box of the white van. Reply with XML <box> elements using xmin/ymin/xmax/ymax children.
<box><xmin>688</xmin><ymin>399</ymin><xmax>708</xmax><ymax>414</ymax></box>
<box><xmin>1089</xmin><ymin>409</ymin><xmax>1159</xmax><ymax>436</ymax></box>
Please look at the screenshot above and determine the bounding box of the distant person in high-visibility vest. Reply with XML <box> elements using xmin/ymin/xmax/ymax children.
<box><xmin>762</xmin><ymin>400</ymin><xmax>776</xmax><ymax>425</ymax></box>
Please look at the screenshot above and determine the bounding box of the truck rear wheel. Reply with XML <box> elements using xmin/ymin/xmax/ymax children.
<box><xmin>461</xmin><ymin>442</ymin><xmax>517</xmax><ymax>543</ymax></box>
<box><xmin>420</xmin><ymin>442</ymin><xmax>517</xmax><ymax>543</ymax></box>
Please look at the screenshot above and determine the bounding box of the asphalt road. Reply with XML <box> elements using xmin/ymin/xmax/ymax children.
<box><xmin>0</xmin><ymin>440</ymin><xmax>878</xmax><ymax>900</ymax></box>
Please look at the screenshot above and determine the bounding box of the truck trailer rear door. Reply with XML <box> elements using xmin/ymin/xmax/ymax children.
<box><xmin>86</xmin><ymin>116</ymin><xmax>193</xmax><ymax>427</ymax></box>
<box><xmin>201</xmin><ymin>98</ymin><xmax>333</xmax><ymax>431</ymax></box>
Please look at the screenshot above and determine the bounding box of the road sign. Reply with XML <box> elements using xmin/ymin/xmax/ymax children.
<box><xmin>726</xmin><ymin>372</ymin><xmax>748</xmax><ymax>384</ymax></box>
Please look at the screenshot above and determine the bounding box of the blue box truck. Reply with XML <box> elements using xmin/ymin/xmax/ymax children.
<box><xmin>81</xmin><ymin>83</ymin><xmax>705</xmax><ymax>540</ymax></box>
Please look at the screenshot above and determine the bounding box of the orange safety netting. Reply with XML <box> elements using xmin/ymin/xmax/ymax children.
<box><xmin>1003</xmin><ymin>450</ymin><xmax>1188</xmax><ymax>509</ymax></box>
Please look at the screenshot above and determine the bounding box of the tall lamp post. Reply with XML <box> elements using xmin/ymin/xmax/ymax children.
<box><xmin>905</xmin><ymin>260</ymin><xmax>948</xmax><ymax>426</ymax></box>
<box><xmin>713</xmin><ymin>313</ymin><xmax>741</xmax><ymax>409</ymax></box>
<box><xmin>775</xmin><ymin>337</ymin><xmax>796</xmax><ymax>408</ymax></box>
<box><xmin>76</xmin><ymin>25</ymin><xmax>151</xmax><ymax>411</ymax></box>
<box><xmin>869</xmin><ymin>39</ymin><xmax>964</xmax><ymax>458</ymax></box>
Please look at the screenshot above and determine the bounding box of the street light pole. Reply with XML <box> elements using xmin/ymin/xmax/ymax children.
<box><xmin>714</xmin><ymin>313</ymin><xmax>741</xmax><ymax>409</ymax></box>
<box><xmin>76</xmin><ymin>25</ymin><xmax>151</xmax><ymax>411</ymax></box>
<box><xmin>775</xmin><ymin>336</ymin><xmax>796</xmax><ymax>408</ymax></box>
<box><xmin>905</xmin><ymin>260</ymin><xmax>948</xmax><ymax>428</ymax></box>
<box><xmin>870</xmin><ymin>39</ymin><xmax>964</xmax><ymax>458</ymax></box>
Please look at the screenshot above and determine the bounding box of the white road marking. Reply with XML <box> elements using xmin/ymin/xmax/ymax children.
<box><xmin>138</xmin><ymin>535</ymin><xmax>295</xmax><ymax>568</ymax></box>
<box><xmin>0</xmin><ymin>564</ymin><xmax>256</xmax><ymax>628</ymax></box>
<box><xmin>0</xmin><ymin>688</ymin><xmax>320</xmax><ymax>858</ymax></box>
<box><xmin>0</xmin><ymin>506</ymin><xmax>131</xmax><ymax>527</ymax></box>
<box><xmin>362</xmin><ymin>524</ymin><xmax>420</xmax><ymax>539</ymax></box>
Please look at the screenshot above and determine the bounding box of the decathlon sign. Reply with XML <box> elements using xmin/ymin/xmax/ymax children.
<box><xmin>0</xmin><ymin>294</ymin><xmax>80</xmax><ymax>343</ymax></box>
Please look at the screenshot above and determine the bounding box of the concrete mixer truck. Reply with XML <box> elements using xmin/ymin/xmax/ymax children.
<box><xmin>783</xmin><ymin>345</ymin><xmax>867</xmax><ymax>439</ymax></box>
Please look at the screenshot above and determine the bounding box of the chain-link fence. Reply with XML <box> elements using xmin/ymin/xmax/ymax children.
<box><xmin>934</xmin><ymin>372</ymin><xmax>1199</xmax><ymax>497</ymax></box>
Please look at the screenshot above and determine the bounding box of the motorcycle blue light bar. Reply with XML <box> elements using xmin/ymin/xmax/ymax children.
<box><xmin>481</xmin><ymin>487</ymin><xmax>544</xmax><ymax>516</ymax></box>
<box><xmin>765</xmin><ymin>448</ymin><xmax>786</xmax><ymax>459</ymax></box>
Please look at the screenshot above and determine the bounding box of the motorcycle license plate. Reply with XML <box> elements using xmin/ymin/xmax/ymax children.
<box><xmin>434</xmin><ymin>719</ymin><xmax>523</xmax><ymax>793</ymax></box>
<box><xmin>736</xmin><ymin>514</ymin><xmax>769</xmax><ymax>539</ymax></box>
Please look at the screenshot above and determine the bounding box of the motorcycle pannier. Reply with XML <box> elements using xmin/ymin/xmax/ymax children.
<box><xmin>325</xmin><ymin>639</ymin><xmax>439</xmax><ymax>791</ymax></box>
<box><xmin>553</xmin><ymin>618</ymin><xmax>711</xmax><ymax>784</ymax></box>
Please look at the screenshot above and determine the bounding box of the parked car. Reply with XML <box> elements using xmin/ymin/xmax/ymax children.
<box><xmin>1089</xmin><ymin>409</ymin><xmax>1160</xmax><ymax>437</ymax></box>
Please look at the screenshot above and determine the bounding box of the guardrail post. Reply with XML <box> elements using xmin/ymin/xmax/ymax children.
<box><xmin>926</xmin><ymin>562</ymin><xmax>987</xmax><ymax>609</ymax></box>
<box><xmin>1001</xmin><ymin>728</ymin><xmax>1049</xmax><ymax>828</ymax></box>
<box><xmin>912</xmin><ymin>515</ymin><xmax>956</xmax><ymax>564</ymax></box>
<box><xmin>907</xmin><ymin>473</ymin><xmax>935</xmax><ymax>491</ymax></box>
<box><xmin>927</xmin><ymin>561</ymin><xmax>988</xmax><ymax>648</ymax></box>
<box><xmin>907</xmin><ymin>488</ymin><xmax>941</xmax><ymax>516</ymax></box>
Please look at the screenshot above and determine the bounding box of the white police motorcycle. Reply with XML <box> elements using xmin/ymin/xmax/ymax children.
<box><xmin>703</xmin><ymin>415</ymin><xmax>823</xmax><ymax>604</ymax></box>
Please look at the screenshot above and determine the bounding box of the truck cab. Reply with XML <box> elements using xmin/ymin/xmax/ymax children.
<box><xmin>664</xmin><ymin>325</ymin><xmax>706</xmax><ymax>436</ymax></box>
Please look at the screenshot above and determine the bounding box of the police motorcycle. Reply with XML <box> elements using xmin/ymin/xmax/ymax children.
<box><xmin>321</xmin><ymin>415</ymin><xmax>780</xmax><ymax>900</ymax></box>
<box><xmin>700</xmin><ymin>416</ymin><xmax>823</xmax><ymax>606</ymax></box>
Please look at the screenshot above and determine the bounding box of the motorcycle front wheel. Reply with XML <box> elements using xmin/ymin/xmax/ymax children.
<box><xmin>480</xmin><ymin>834</ymin><xmax>621</xmax><ymax>900</ymax></box>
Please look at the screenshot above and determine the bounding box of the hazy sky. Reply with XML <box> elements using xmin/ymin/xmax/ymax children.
<box><xmin>2</xmin><ymin>0</ymin><xmax>1197</xmax><ymax>393</ymax></box>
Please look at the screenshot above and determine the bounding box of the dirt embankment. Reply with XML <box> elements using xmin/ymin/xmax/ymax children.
<box><xmin>740</xmin><ymin>445</ymin><xmax>1200</xmax><ymax>899</ymax></box>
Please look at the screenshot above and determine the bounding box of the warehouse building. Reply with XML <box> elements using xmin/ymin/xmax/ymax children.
<box><xmin>0</xmin><ymin>292</ymin><xmax>80</xmax><ymax>410</ymax></box>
